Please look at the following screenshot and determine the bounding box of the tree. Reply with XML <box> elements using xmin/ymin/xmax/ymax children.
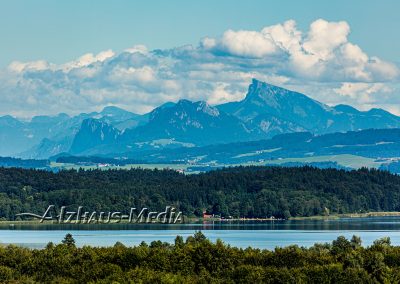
<box><xmin>350</xmin><ymin>235</ymin><xmax>362</xmax><ymax>249</ymax></box>
<box><xmin>174</xmin><ymin>235</ymin><xmax>184</xmax><ymax>248</ymax></box>
<box><xmin>331</xmin><ymin>236</ymin><xmax>352</xmax><ymax>255</ymax></box>
<box><xmin>62</xmin><ymin>233</ymin><xmax>75</xmax><ymax>247</ymax></box>
<box><xmin>193</xmin><ymin>231</ymin><xmax>207</xmax><ymax>243</ymax></box>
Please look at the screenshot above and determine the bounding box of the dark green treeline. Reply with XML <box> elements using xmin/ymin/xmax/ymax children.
<box><xmin>0</xmin><ymin>166</ymin><xmax>399</xmax><ymax>219</ymax></box>
<box><xmin>0</xmin><ymin>233</ymin><xmax>400</xmax><ymax>283</ymax></box>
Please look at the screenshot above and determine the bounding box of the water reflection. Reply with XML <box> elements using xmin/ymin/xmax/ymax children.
<box><xmin>3</xmin><ymin>216</ymin><xmax>400</xmax><ymax>231</ymax></box>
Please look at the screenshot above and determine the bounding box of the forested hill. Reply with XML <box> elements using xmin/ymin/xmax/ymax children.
<box><xmin>0</xmin><ymin>166</ymin><xmax>399</xmax><ymax>220</ymax></box>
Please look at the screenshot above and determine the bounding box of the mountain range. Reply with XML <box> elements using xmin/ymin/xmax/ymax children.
<box><xmin>2</xmin><ymin>78</ymin><xmax>400</xmax><ymax>159</ymax></box>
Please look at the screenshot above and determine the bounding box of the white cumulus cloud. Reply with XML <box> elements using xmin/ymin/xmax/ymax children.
<box><xmin>211</xmin><ymin>29</ymin><xmax>279</xmax><ymax>58</ymax></box>
<box><xmin>0</xmin><ymin>19</ymin><xmax>399</xmax><ymax>117</ymax></box>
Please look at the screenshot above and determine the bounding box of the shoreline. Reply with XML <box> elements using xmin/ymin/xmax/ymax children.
<box><xmin>289</xmin><ymin>211</ymin><xmax>400</xmax><ymax>220</ymax></box>
<box><xmin>2</xmin><ymin>211</ymin><xmax>400</xmax><ymax>225</ymax></box>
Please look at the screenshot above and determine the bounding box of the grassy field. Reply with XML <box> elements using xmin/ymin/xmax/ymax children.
<box><xmin>257</xmin><ymin>154</ymin><xmax>383</xmax><ymax>169</ymax></box>
<box><xmin>233</xmin><ymin>147</ymin><xmax>281</xmax><ymax>158</ymax></box>
<box><xmin>51</xmin><ymin>154</ymin><xmax>384</xmax><ymax>173</ymax></box>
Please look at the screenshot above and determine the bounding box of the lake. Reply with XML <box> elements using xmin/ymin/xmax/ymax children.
<box><xmin>1</xmin><ymin>217</ymin><xmax>400</xmax><ymax>249</ymax></box>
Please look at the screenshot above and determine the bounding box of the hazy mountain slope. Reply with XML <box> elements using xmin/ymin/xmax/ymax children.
<box><xmin>219</xmin><ymin>79</ymin><xmax>333</xmax><ymax>129</ymax></box>
<box><xmin>17</xmin><ymin>107</ymin><xmax>142</xmax><ymax>158</ymax></box>
<box><xmin>219</xmin><ymin>79</ymin><xmax>400</xmax><ymax>134</ymax></box>
<box><xmin>69</xmin><ymin>119</ymin><xmax>121</xmax><ymax>154</ymax></box>
<box><xmin>121</xmin><ymin>100</ymin><xmax>250</xmax><ymax>145</ymax></box>
<box><xmin>6</xmin><ymin>79</ymin><xmax>400</xmax><ymax>158</ymax></box>
<box><xmin>0</xmin><ymin>114</ymin><xmax>70</xmax><ymax>156</ymax></box>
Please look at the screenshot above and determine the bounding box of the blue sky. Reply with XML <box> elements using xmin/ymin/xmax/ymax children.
<box><xmin>1</xmin><ymin>0</ymin><xmax>399</xmax><ymax>66</ymax></box>
<box><xmin>0</xmin><ymin>0</ymin><xmax>399</xmax><ymax>117</ymax></box>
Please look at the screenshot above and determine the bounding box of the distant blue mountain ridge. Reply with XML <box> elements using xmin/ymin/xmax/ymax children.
<box><xmin>1</xmin><ymin>78</ymin><xmax>400</xmax><ymax>159</ymax></box>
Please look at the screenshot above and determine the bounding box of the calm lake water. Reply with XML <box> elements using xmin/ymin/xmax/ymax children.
<box><xmin>1</xmin><ymin>217</ymin><xmax>400</xmax><ymax>249</ymax></box>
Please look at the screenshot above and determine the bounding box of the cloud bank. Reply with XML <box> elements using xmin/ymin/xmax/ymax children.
<box><xmin>1</xmin><ymin>19</ymin><xmax>399</xmax><ymax>117</ymax></box>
